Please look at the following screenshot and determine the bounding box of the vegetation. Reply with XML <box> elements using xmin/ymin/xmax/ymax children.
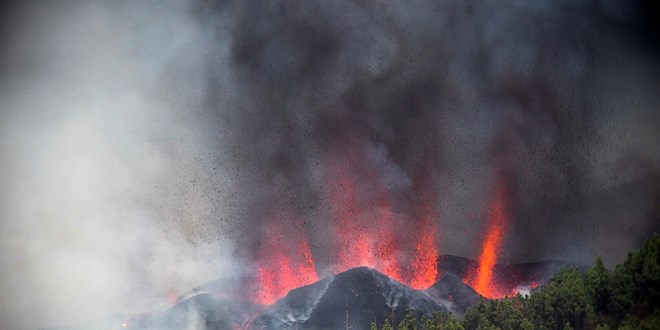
<box><xmin>372</xmin><ymin>233</ymin><xmax>659</xmax><ymax>330</ymax></box>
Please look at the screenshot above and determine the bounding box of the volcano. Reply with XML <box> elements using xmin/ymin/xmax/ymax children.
<box><xmin>124</xmin><ymin>293</ymin><xmax>260</xmax><ymax>330</ymax></box>
<box><xmin>124</xmin><ymin>267</ymin><xmax>447</xmax><ymax>330</ymax></box>
<box><xmin>425</xmin><ymin>274</ymin><xmax>482</xmax><ymax>316</ymax></box>
<box><xmin>437</xmin><ymin>255</ymin><xmax>582</xmax><ymax>298</ymax></box>
<box><xmin>253</xmin><ymin>267</ymin><xmax>447</xmax><ymax>329</ymax></box>
<box><xmin>115</xmin><ymin>256</ymin><xmax>578</xmax><ymax>330</ymax></box>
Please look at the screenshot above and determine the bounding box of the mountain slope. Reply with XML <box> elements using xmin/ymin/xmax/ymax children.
<box><xmin>82</xmin><ymin>257</ymin><xmax>578</xmax><ymax>330</ymax></box>
<box><xmin>125</xmin><ymin>293</ymin><xmax>259</xmax><ymax>330</ymax></box>
<box><xmin>253</xmin><ymin>267</ymin><xmax>448</xmax><ymax>329</ymax></box>
<box><xmin>425</xmin><ymin>274</ymin><xmax>482</xmax><ymax>315</ymax></box>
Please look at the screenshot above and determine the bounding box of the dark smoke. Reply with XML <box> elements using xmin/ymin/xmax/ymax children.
<box><xmin>195</xmin><ymin>0</ymin><xmax>660</xmax><ymax>268</ymax></box>
<box><xmin>1</xmin><ymin>0</ymin><xmax>659</xmax><ymax>328</ymax></box>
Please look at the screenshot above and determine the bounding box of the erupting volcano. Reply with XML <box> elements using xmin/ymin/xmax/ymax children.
<box><xmin>248</xmin><ymin>149</ymin><xmax>527</xmax><ymax>304</ymax></box>
<box><xmin>3</xmin><ymin>0</ymin><xmax>659</xmax><ymax>329</ymax></box>
<box><xmin>249</xmin><ymin>147</ymin><xmax>448</xmax><ymax>304</ymax></box>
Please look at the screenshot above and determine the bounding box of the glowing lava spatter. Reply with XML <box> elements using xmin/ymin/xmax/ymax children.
<box><xmin>375</xmin><ymin>205</ymin><xmax>403</xmax><ymax>282</ymax></box>
<box><xmin>466</xmin><ymin>180</ymin><xmax>509</xmax><ymax>298</ymax></box>
<box><xmin>332</xmin><ymin>170</ymin><xmax>378</xmax><ymax>270</ymax></box>
<box><xmin>252</xmin><ymin>148</ymin><xmax>446</xmax><ymax>305</ymax></box>
<box><xmin>326</xmin><ymin>154</ymin><xmax>407</xmax><ymax>282</ymax></box>
<box><xmin>409</xmin><ymin>217</ymin><xmax>439</xmax><ymax>288</ymax></box>
<box><xmin>252</xmin><ymin>219</ymin><xmax>319</xmax><ymax>305</ymax></box>
<box><xmin>408</xmin><ymin>162</ymin><xmax>441</xmax><ymax>289</ymax></box>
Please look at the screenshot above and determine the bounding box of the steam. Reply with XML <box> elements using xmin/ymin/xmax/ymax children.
<box><xmin>0</xmin><ymin>1</ymin><xmax>238</xmax><ymax>329</ymax></box>
<box><xmin>1</xmin><ymin>0</ymin><xmax>659</xmax><ymax>329</ymax></box>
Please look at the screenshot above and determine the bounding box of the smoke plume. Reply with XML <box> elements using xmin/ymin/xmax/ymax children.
<box><xmin>1</xmin><ymin>0</ymin><xmax>658</xmax><ymax>328</ymax></box>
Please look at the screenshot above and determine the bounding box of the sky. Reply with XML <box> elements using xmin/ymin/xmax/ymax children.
<box><xmin>1</xmin><ymin>0</ymin><xmax>658</xmax><ymax>328</ymax></box>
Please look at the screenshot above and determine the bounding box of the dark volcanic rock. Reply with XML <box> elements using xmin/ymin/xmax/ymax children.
<box><xmin>253</xmin><ymin>267</ymin><xmax>448</xmax><ymax>330</ymax></box>
<box><xmin>104</xmin><ymin>258</ymin><xmax>579</xmax><ymax>330</ymax></box>
<box><xmin>126</xmin><ymin>293</ymin><xmax>259</xmax><ymax>330</ymax></box>
<box><xmin>438</xmin><ymin>255</ymin><xmax>580</xmax><ymax>292</ymax></box>
<box><xmin>252</xmin><ymin>275</ymin><xmax>334</xmax><ymax>328</ymax></box>
<box><xmin>121</xmin><ymin>267</ymin><xmax>448</xmax><ymax>330</ymax></box>
<box><xmin>425</xmin><ymin>274</ymin><xmax>482</xmax><ymax>316</ymax></box>
<box><xmin>437</xmin><ymin>255</ymin><xmax>477</xmax><ymax>278</ymax></box>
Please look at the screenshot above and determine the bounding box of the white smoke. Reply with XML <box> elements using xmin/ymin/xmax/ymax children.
<box><xmin>0</xmin><ymin>1</ymin><xmax>239</xmax><ymax>329</ymax></box>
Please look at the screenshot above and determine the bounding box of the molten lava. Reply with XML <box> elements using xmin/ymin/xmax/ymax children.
<box><xmin>375</xmin><ymin>206</ymin><xmax>403</xmax><ymax>282</ymax></box>
<box><xmin>252</xmin><ymin>219</ymin><xmax>319</xmax><ymax>305</ymax></box>
<box><xmin>326</xmin><ymin>153</ymin><xmax>406</xmax><ymax>281</ymax></box>
<box><xmin>325</xmin><ymin>148</ymin><xmax>441</xmax><ymax>288</ymax></box>
<box><xmin>251</xmin><ymin>147</ymin><xmax>446</xmax><ymax>305</ymax></box>
<box><xmin>409</xmin><ymin>197</ymin><xmax>440</xmax><ymax>289</ymax></box>
<box><xmin>332</xmin><ymin>169</ymin><xmax>377</xmax><ymax>270</ymax></box>
<box><xmin>465</xmin><ymin>180</ymin><xmax>509</xmax><ymax>298</ymax></box>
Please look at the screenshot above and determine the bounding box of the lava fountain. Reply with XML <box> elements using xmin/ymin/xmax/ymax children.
<box><xmin>252</xmin><ymin>211</ymin><xmax>319</xmax><ymax>305</ymax></box>
<box><xmin>324</xmin><ymin>146</ymin><xmax>406</xmax><ymax>281</ymax></box>
<box><xmin>251</xmin><ymin>144</ymin><xmax>446</xmax><ymax>304</ymax></box>
<box><xmin>409</xmin><ymin>193</ymin><xmax>440</xmax><ymax>289</ymax></box>
<box><xmin>465</xmin><ymin>178</ymin><xmax>509</xmax><ymax>298</ymax></box>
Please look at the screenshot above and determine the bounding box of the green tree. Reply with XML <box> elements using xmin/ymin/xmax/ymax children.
<box><xmin>445</xmin><ymin>314</ymin><xmax>464</xmax><ymax>330</ymax></box>
<box><xmin>421</xmin><ymin>316</ymin><xmax>439</xmax><ymax>330</ymax></box>
<box><xmin>520</xmin><ymin>318</ymin><xmax>533</xmax><ymax>330</ymax></box>
<box><xmin>398</xmin><ymin>310</ymin><xmax>417</xmax><ymax>330</ymax></box>
<box><xmin>462</xmin><ymin>300</ymin><xmax>485</xmax><ymax>330</ymax></box>
<box><xmin>431</xmin><ymin>311</ymin><xmax>447</xmax><ymax>325</ymax></box>
<box><xmin>371</xmin><ymin>321</ymin><xmax>378</xmax><ymax>330</ymax></box>
<box><xmin>527</xmin><ymin>267</ymin><xmax>593</xmax><ymax>329</ymax></box>
<box><xmin>382</xmin><ymin>319</ymin><xmax>394</xmax><ymax>330</ymax></box>
<box><xmin>376</xmin><ymin>234</ymin><xmax>660</xmax><ymax>330</ymax></box>
<box><xmin>585</xmin><ymin>257</ymin><xmax>610</xmax><ymax>313</ymax></box>
<box><xmin>609</xmin><ymin>233</ymin><xmax>660</xmax><ymax>322</ymax></box>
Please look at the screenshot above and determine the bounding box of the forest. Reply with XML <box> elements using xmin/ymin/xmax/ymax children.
<box><xmin>372</xmin><ymin>233</ymin><xmax>660</xmax><ymax>330</ymax></box>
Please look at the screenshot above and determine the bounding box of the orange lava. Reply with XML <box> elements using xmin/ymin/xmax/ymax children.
<box><xmin>466</xmin><ymin>180</ymin><xmax>509</xmax><ymax>298</ymax></box>
<box><xmin>375</xmin><ymin>206</ymin><xmax>403</xmax><ymax>282</ymax></box>
<box><xmin>409</xmin><ymin>230</ymin><xmax>439</xmax><ymax>289</ymax></box>
<box><xmin>324</xmin><ymin>151</ymin><xmax>411</xmax><ymax>283</ymax></box>
<box><xmin>251</xmin><ymin>146</ymin><xmax>446</xmax><ymax>305</ymax></box>
<box><xmin>325</xmin><ymin>148</ymin><xmax>440</xmax><ymax>288</ymax></box>
<box><xmin>333</xmin><ymin>170</ymin><xmax>378</xmax><ymax>270</ymax></box>
<box><xmin>409</xmin><ymin>197</ymin><xmax>440</xmax><ymax>289</ymax></box>
<box><xmin>252</xmin><ymin>217</ymin><xmax>319</xmax><ymax>305</ymax></box>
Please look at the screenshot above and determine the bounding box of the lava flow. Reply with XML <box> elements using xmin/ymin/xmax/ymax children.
<box><xmin>465</xmin><ymin>179</ymin><xmax>509</xmax><ymax>299</ymax></box>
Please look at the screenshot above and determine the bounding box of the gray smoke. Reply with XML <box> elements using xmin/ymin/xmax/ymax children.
<box><xmin>0</xmin><ymin>1</ymin><xmax>240</xmax><ymax>329</ymax></box>
<box><xmin>1</xmin><ymin>0</ymin><xmax>659</xmax><ymax>328</ymax></box>
<box><xmin>197</xmin><ymin>0</ymin><xmax>660</xmax><ymax>267</ymax></box>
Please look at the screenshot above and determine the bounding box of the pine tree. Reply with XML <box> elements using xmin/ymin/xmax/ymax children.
<box><xmin>371</xmin><ymin>321</ymin><xmax>377</xmax><ymax>330</ymax></box>
<box><xmin>520</xmin><ymin>318</ymin><xmax>534</xmax><ymax>330</ymax></box>
<box><xmin>585</xmin><ymin>256</ymin><xmax>610</xmax><ymax>314</ymax></box>
<box><xmin>422</xmin><ymin>316</ymin><xmax>439</xmax><ymax>330</ymax></box>
<box><xmin>382</xmin><ymin>319</ymin><xmax>393</xmax><ymax>330</ymax></box>
<box><xmin>445</xmin><ymin>314</ymin><xmax>464</xmax><ymax>330</ymax></box>
<box><xmin>399</xmin><ymin>310</ymin><xmax>417</xmax><ymax>330</ymax></box>
<box><xmin>432</xmin><ymin>311</ymin><xmax>447</xmax><ymax>326</ymax></box>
